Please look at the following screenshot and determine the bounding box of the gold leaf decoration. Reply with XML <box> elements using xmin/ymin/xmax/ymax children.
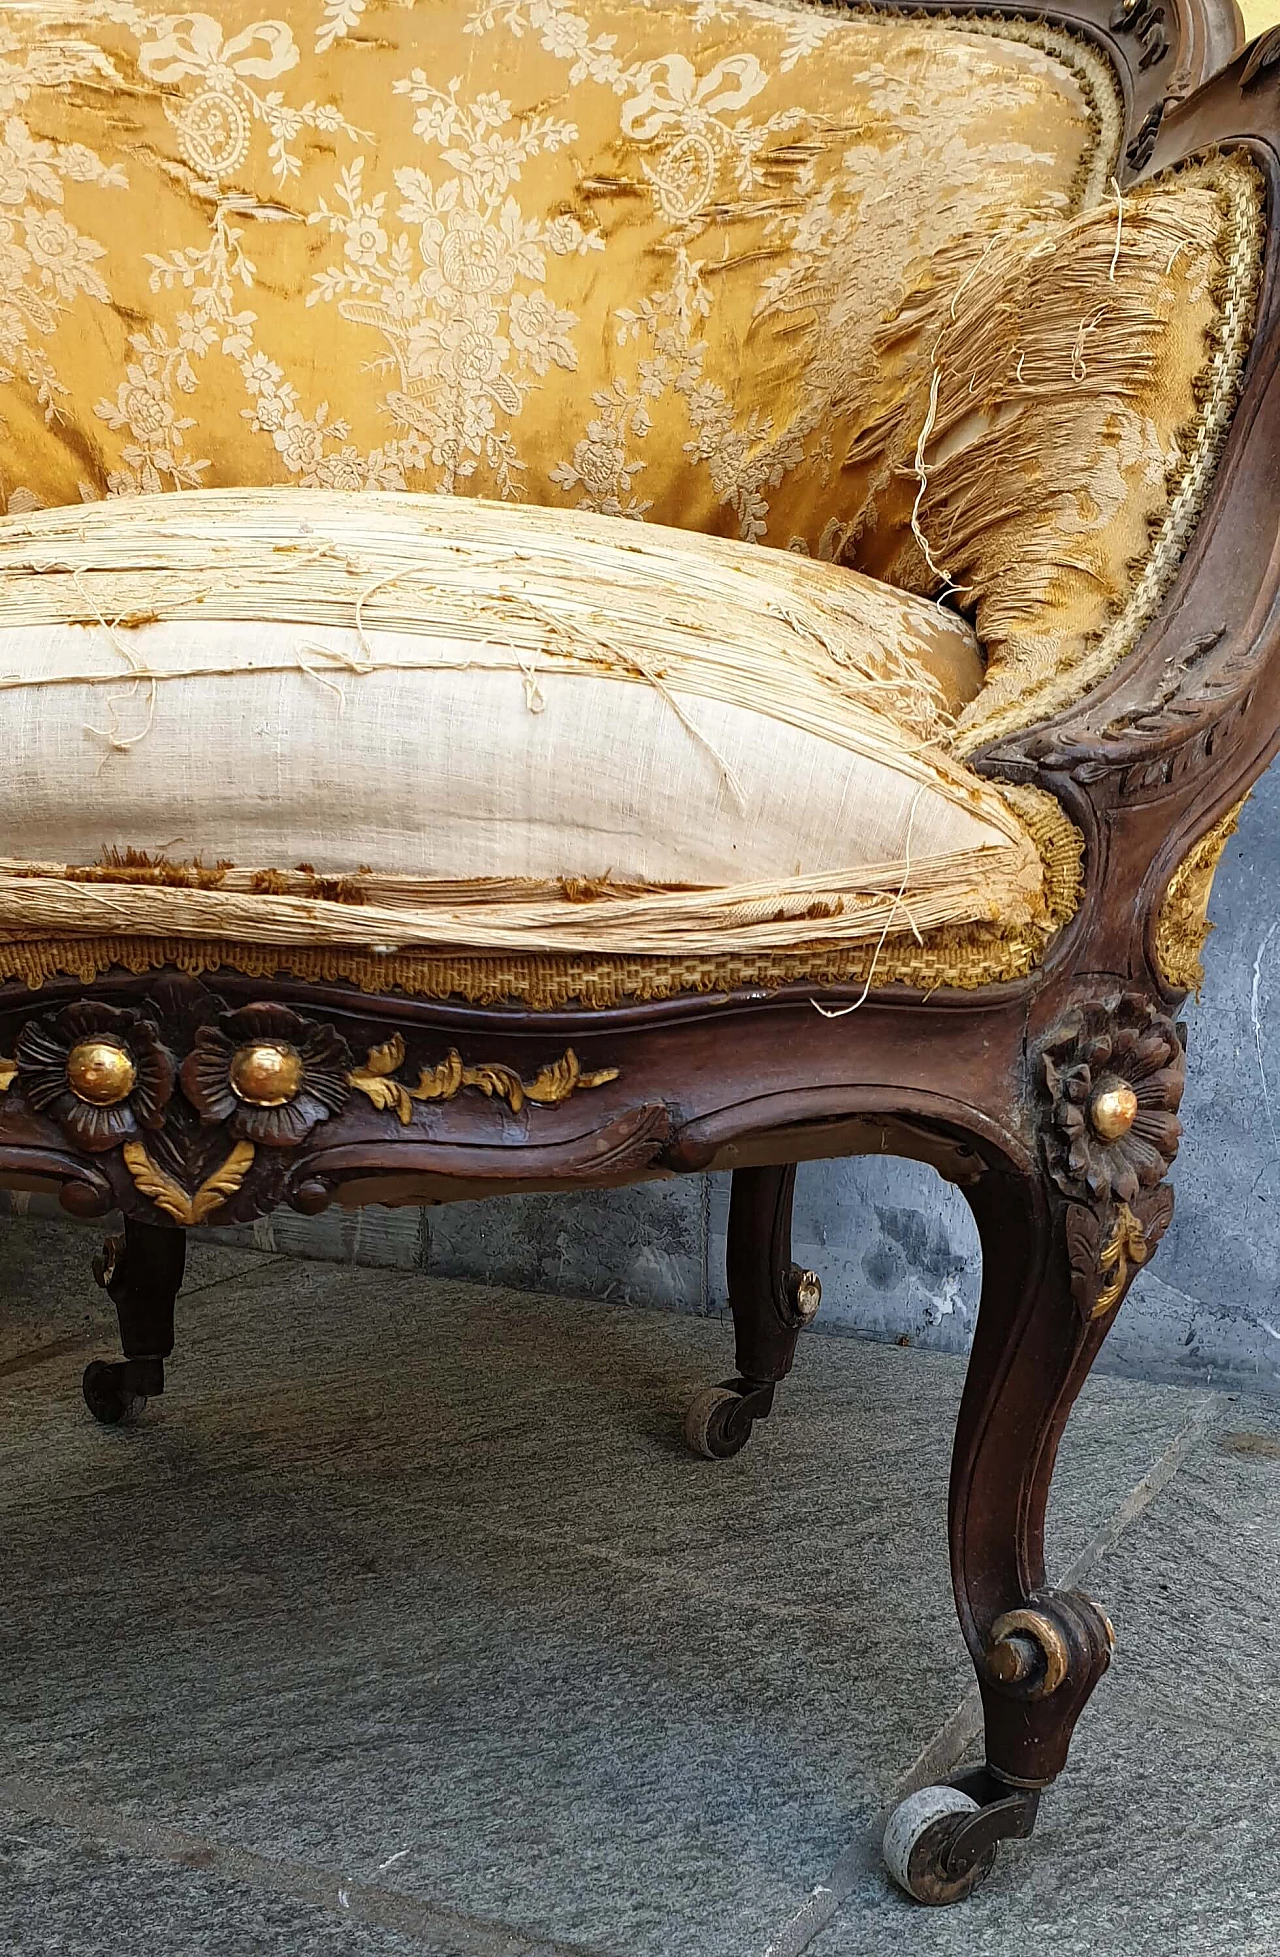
<box><xmin>461</xmin><ymin>1061</ymin><xmax>526</xmax><ymax>1112</ymax></box>
<box><xmin>346</xmin><ymin>1032</ymin><xmax>413</xmax><ymax>1123</ymax></box>
<box><xmin>123</xmin><ymin>1137</ymin><xmax>256</xmax><ymax>1226</ymax></box>
<box><xmin>190</xmin><ymin>1140</ymin><xmax>257</xmax><ymax>1225</ymax></box>
<box><xmin>525</xmin><ymin>1048</ymin><xmax>620</xmax><ymax>1105</ymax></box>
<box><xmin>1093</xmin><ymin>1201</ymin><xmax>1150</xmax><ymax>1319</ymax></box>
<box><xmin>364</xmin><ymin>1035</ymin><xmax>405</xmax><ymax>1077</ymax></box>
<box><xmin>411</xmin><ymin>1050</ymin><xmax>465</xmax><ymax>1103</ymax></box>
<box><xmin>0</xmin><ymin>1056</ymin><xmax>15</xmax><ymax>1091</ymax></box>
<box><xmin>346</xmin><ymin>1041</ymin><xmax>619</xmax><ymax>1119</ymax></box>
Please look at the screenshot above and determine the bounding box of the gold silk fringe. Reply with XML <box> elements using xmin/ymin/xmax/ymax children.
<box><xmin>849</xmin><ymin>152</ymin><xmax>1266</xmax><ymax>755</ymax></box>
<box><xmin>954</xmin><ymin>153</ymin><xmax>1267</xmax><ymax>752</ymax></box>
<box><xmin>1154</xmin><ymin>796</ymin><xmax>1247</xmax><ymax>996</ymax></box>
<box><xmin>0</xmin><ymin>784</ymin><xmax>1082</xmax><ymax>1007</ymax></box>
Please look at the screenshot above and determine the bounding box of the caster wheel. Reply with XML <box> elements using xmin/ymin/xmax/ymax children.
<box><xmin>883</xmin><ymin>1786</ymin><xmax>996</xmax><ymax>1905</ymax></box>
<box><xmin>82</xmin><ymin>1360</ymin><xmax>147</xmax><ymax>1428</ymax></box>
<box><xmin>683</xmin><ymin>1384</ymin><xmax>753</xmax><ymax>1459</ymax></box>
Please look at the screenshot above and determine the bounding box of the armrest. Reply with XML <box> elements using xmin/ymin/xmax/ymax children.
<box><xmin>963</xmin><ymin>43</ymin><xmax>1280</xmax><ymax>986</ymax></box>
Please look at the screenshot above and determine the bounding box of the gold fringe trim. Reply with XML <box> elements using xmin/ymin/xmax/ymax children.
<box><xmin>953</xmin><ymin>152</ymin><xmax>1267</xmax><ymax>752</ymax></box>
<box><xmin>0</xmin><ymin>784</ymin><xmax>1082</xmax><ymax>1008</ymax></box>
<box><xmin>1154</xmin><ymin>795</ymin><xmax>1247</xmax><ymax>996</ymax></box>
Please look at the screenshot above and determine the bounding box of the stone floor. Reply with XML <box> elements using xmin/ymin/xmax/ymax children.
<box><xmin>0</xmin><ymin>1215</ymin><xmax>1276</xmax><ymax>1956</ymax></box>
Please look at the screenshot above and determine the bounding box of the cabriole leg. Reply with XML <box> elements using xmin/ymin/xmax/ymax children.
<box><xmin>884</xmin><ymin>989</ymin><xmax>1184</xmax><ymax>1901</ymax></box>
<box><xmin>83</xmin><ymin>1218</ymin><xmax>187</xmax><ymax>1426</ymax></box>
<box><xmin>683</xmin><ymin>1163</ymin><xmax>822</xmax><ymax>1459</ymax></box>
<box><xmin>884</xmin><ymin>1152</ymin><xmax>1172</xmax><ymax>1902</ymax></box>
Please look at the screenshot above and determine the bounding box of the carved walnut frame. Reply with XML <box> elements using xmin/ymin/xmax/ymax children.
<box><xmin>0</xmin><ymin>0</ymin><xmax>1272</xmax><ymax>1877</ymax></box>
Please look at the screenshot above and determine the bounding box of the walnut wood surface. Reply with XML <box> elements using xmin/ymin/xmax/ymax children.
<box><xmin>0</xmin><ymin>0</ymin><xmax>1265</xmax><ymax>1811</ymax></box>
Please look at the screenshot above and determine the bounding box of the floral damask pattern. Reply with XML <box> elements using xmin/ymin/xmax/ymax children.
<box><xmin>0</xmin><ymin>0</ymin><xmax>1108</xmax><ymax>543</ymax></box>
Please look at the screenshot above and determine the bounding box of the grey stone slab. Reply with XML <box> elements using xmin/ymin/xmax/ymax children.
<box><xmin>0</xmin><ymin>1805</ymin><xmax>509</xmax><ymax>1957</ymax></box>
<box><xmin>0</xmin><ymin>1213</ymin><xmax>1245</xmax><ymax>1957</ymax></box>
<box><xmin>798</xmin><ymin>1717</ymin><xmax>1280</xmax><ymax>1957</ymax></box>
<box><xmin>0</xmin><ymin>1209</ymin><xmax>281</xmax><ymax>1367</ymax></box>
<box><xmin>780</xmin><ymin>1392</ymin><xmax>1280</xmax><ymax>1957</ymax></box>
<box><xmin>211</xmin><ymin>1203</ymin><xmax>427</xmax><ymax>1272</ymax></box>
<box><xmin>1070</xmin><ymin>1390</ymin><xmax>1280</xmax><ymax>1747</ymax></box>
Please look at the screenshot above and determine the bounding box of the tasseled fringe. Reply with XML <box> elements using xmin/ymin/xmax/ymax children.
<box><xmin>844</xmin><ymin>152</ymin><xmax>1266</xmax><ymax>751</ymax></box>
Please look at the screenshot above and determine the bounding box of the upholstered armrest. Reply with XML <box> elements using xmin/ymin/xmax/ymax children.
<box><xmin>958</xmin><ymin>47</ymin><xmax>1280</xmax><ymax>993</ymax></box>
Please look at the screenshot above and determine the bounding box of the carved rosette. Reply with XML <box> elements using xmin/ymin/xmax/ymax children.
<box><xmin>13</xmin><ymin>1001</ymin><xmax>175</xmax><ymax>1153</ymax></box>
<box><xmin>1039</xmin><ymin>992</ymin><xmax>1184</xmax><ymax>1323</ymax></box>
<box><xmin>181</xmin><ymin>1003</ymin><xmax>351</xmax><ymax>1147</ymax></box>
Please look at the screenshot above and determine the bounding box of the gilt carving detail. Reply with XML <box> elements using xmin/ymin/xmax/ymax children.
<box><xmin>1040</xmin><ymin>991</ymin><xmax>1184</xmax><ymax>1324</ymax></box>
<box><xmin>0</xmin><ymin>978</ymin><xmax>626</xmax><ymax>1224</ymax></box>
<box><xmin>346</xmin><ymin>1033</ymin><xmax>619</xmax><ymax>1123</ymax></box>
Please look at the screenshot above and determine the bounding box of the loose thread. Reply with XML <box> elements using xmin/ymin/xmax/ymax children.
<box><xmin>71</xmin><ymin>569</ymin><xmax>158</xmax><ymax>754</ymax></box>
<box><xmin>810</xmin><ymin>787</ymin><xmax>924</xmax><ymax>1016</ymax></box>
<box><xmin>1108</xmin><ymin>174</ymin><xmax>1125</xmax><ymax>283</ymax></box>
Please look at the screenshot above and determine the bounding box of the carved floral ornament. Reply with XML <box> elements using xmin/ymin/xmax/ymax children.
<box><xmin>1039</xmin><ymin>992</ymin><xmax>1185</xmax><ymax>1323</ymax></box>
<box><xmin>0</xmin><ymin>980</ymin><xmax>620</xmax><ymax>1225</ymax></box>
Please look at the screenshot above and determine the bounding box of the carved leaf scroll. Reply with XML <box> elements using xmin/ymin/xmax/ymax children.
<box><xmin>1065</xmin><ymin>1184</ymin><xmax>1174</xmax><ymax>1323</ymax></box>
<box><xmin>346</xmin><ymin>1037</ymin><xmax>619</xmax><ymax>1125</ymax></box>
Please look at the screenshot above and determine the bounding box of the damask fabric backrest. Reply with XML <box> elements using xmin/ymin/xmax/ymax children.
<box><xmin>0</xmin><ymin>0</ymin><xmax>1115</xmax><ymax>547</ymax></box>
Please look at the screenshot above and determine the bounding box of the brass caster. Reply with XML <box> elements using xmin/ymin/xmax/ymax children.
<box><xmin>986</xmin><ymin>1591</ymin><xmax>1114</xmax><ymax>1701</ymax></box>
<box><xmin>92</xmin><ymin>1234</ymin><xmax>123</xmax><ymax>1291</ymax></box>
<box><xmin>883</xmin><ymin>1788</ymin><xmax>995</xmax><ymax>1905</ymax></box>
<box><xmin>787</xmin><ymin>1265</ymin><xmax>822</xmax><ymax>1324</ymax></box>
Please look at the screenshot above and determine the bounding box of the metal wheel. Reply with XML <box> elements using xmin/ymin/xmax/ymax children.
<box><xmin>882</xmin><ymin>1786</ymin><xmax>997</xmax><ymax>1905</ymax></box>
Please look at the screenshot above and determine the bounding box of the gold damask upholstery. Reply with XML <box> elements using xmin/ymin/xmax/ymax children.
<box><xmin>0</xmin><ymin>0</ymin><xmax>1111</xmax><ymax>546</ymax></box>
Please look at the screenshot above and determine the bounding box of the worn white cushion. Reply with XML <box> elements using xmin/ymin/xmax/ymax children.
<box><xmin>0</xmin><ymin>492</ymin><xmax>1042</xmax><ymax>954</ymax></box>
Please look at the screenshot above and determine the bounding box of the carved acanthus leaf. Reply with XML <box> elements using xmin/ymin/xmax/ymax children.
<box><xmin>123</xmin><ymin>1137</ymin><xmax>256</xmax><ymax>1226</ymax></box>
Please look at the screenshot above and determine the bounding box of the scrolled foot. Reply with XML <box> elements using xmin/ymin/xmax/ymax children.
<box><xmin>983</xmin><ymin>1589</ymin><xmax>1115</xmax><ymax>1702</ymax></box>
<box><xmin>682</xmin><ymin>1378</ymin><xmax>775</xmax><ymax>1458</ymax></box>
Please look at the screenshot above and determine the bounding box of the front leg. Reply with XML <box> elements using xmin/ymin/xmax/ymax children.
<box><xmin>885</xmin><ymin>990</ymin><xmax>1184</xmax><ymax>1903</ymax></box>
<box><xmin>84</xmin><ymin>1217</ymin><xmax>187</xmax><ymax>1426</ymax></box>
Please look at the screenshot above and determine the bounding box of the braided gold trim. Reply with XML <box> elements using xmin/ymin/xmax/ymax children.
<box><xmin>0</xmin><ymin>785</ymin><xmax>1081</xmax><ymax>1009</ymax></box>
<box><xmin>1154</xmin><ymin>795</ymin><xmax>1247</xmax><ymax>995</ymax></box>
<box><xmin>957</xmin><ymin>151</ymin><xmax>1267</xmax><ymax>755</ymax></box>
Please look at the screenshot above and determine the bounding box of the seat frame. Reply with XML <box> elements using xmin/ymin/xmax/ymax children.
<box><xmin>0</xmin><ymin>0</ymin><xmax>1274</xmax><ymax>1902</ymax></box>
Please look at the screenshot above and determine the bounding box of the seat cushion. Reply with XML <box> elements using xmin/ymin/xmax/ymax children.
<box><xmin>0</xmin><ymin>490</ymin><xmax>1049</xmax><ymax>955</ymax></box>
<box><xmin>0</xmin><ymin>0</ymin><xmax>1115</xmax><ymax>549</ymax></box>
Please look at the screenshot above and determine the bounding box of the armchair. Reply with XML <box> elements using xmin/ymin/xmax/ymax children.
<box><xmin>0</xmin><ymin>0</ymin><xmax>1275</xmax><ymax>1905</ymax></box>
